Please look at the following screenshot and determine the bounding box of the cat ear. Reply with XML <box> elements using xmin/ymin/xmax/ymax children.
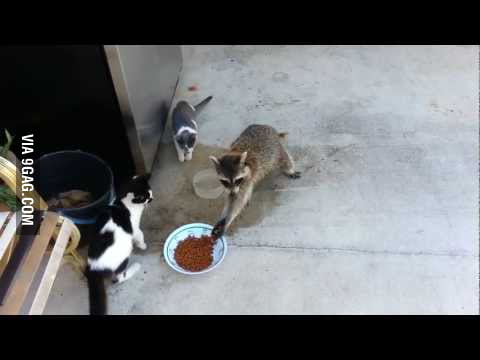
<box><xmin>209</xmin><ymin>156</ymin><xmax>220</xmax><ymax>166</ymax></box>
<box><xmin>240</xmin><ymin>151</ymin><xmax>248</xmax><ymax>166</ymax></box>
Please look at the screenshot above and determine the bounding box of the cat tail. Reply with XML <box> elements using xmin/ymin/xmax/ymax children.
<box><xmin>194</xmin><ymin>96</ymin><xmax>213</xmax><ymax>114</ymax></box>
<box><xmin>86</xmin><ymin>267</ymin><xmax>107</xmax><ymax>315</ymax></box>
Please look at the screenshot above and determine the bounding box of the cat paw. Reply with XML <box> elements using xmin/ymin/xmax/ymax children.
<box><xmin>129</xmin><ymin>262</ymin><xmax>141</xmax><ymax>274</ymax></box>
<box><xmin>124</xmin><ymin>263</ymin><xmax>141</xmax><ymax>281</ymax></box>
<box><xmin>288</xmin><ymin>171</ymin><xmax>301</xmax><ymax>179</ymax></box>
<box><xmin>133</xmin><ymin>232</ymin><xmax>146</xmax><ymax>250</ymax></box>
<box><xmin>114</xmin><ymin>263</ymin><xmax>141</xmax><ymax>284</ymax></box>
<box><xmin>136</xmin><ymin>242</ymin><xmax>147</xmax><ymax>250</ymax></box>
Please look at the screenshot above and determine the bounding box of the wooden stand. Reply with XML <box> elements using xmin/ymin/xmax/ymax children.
<box><xmin>0</xmin><ymin>155</ymin><xmax>82</xmax><ymax>315</ymax></box>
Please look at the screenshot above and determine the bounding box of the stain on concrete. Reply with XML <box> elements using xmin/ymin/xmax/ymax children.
<box><xmin>272</xmin><ymin>72</ymin><xmax>290</xmax><ymax>82</ymax></box>
<box><xmin>394</xmin><ymin>146</ymin><xmax>426</xmax><ymax>164</ymax></box>
<box><xmin>430</xmin><ymin>101</ymin><xmax>457</xmax><ymax>116</ymax></box>
<box><xmin>327</xmin><ymin>145</ymin><xmax>355</xmax><ymax>158</ymax></box>
<box><xmin>223</xmin><ymin>46</ymin><xmax>287</xmax><ymax>64</ymax></box>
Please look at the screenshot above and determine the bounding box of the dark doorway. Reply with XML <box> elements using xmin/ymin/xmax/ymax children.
<box><xmin>0</xmin><ymin>45</ymin><xmax>135</xmax><ymax>187</ymax></box>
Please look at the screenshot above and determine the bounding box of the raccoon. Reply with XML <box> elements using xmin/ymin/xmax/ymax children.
<box><xmin>209</xmin><ymin>124</ymin><xmax>301</xmax><ymax>238</ymax></box>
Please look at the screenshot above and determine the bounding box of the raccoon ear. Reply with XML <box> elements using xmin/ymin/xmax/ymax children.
<box><xmin>240</xmin><ymin>151</ymin><xmax>248</xmax><ymax>166</ymax></box>
<box><xmin>209</xmin><ymin>156</ymin><xmax>220</xmax><ymax>166</ymax></box>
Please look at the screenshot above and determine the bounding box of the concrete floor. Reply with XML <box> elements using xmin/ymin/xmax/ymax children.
<box><xmin>45</xmin><ymin>45</ymin><xmax>479</xmax><ymax>315</ymax></box>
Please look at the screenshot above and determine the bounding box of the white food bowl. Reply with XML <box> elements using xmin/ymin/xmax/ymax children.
<box><xmin>163</xmin><ymin>223</ymin><xmax>227</xmax><ymax>275</ymax></box>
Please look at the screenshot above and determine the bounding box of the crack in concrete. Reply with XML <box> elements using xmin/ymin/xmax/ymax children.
<box><xmin>228</xmin><ymin>242</ymin><xmax>476</xmax><ymax>258</ymax></box>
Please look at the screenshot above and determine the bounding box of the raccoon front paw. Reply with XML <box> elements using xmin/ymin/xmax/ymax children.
<box><xmin>212</xmin><ymin>219</ymin><xmax>226</xmax><ymax>239</ymax></box>
<box><xmin>288</xmin><ymin>171</ymin><xmax>301</xmax><ymax>179</ymax></box>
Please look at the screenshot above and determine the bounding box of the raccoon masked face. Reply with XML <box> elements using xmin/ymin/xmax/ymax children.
<box><xmin>209</xmin><ymin>152</ymin><xmax>249</xmax><ymax>194</ymax></box>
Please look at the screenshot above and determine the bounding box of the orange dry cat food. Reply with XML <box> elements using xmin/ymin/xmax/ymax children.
<box><xmin>174</xmin><ymin>235</ymin><xmax>216</xmax><ymax>272</ymax></box>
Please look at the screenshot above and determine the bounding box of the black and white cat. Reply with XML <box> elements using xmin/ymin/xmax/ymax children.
<box><xmin>172</xmin><ymin>95</ymin><xmax>213</xmax><ymax>162</ymax></box>
<box><xmin>86</xmin><ymin>174</ymin><xmax>153</xmax><ymax>315</ymax></box>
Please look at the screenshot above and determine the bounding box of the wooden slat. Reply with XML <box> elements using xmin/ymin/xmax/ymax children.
<box><xmin>29</xmin><ymin>219</ymin><xmax>72</xmax><ymax>315</ymax></box>
<box><xmin>0</xmin><ymin>211</ymin><xmax>43</xmax><ymax>304</ymax></box>
<box><xmin>0</xmin><ymin>212</ymin><xmax>9</xmax><ymax>228</ymax></box>
<box><xmin>0</xmin><ymin>212</ymin><xmax>58</xmax><ymax>314</ymax></box>
<box><xmin>0</xmin><ymin>213</ymin><xmax>20</xmax><ymax>272</ymax></box>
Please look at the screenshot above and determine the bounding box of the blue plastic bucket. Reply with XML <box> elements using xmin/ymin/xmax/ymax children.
<box><xmin>33</xmin><ymin>150</ymin><xmax>114</xmax><ymax>224</ymax></box>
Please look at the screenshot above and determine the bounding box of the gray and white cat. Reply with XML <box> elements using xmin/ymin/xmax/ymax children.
<box><xmin>172</xmin><ymin>96</ymin><xmax>213</xmax><ymax>162</ymax></box>
<box><xmin>86</xmin><ymin>174</ymin><xmax>153</xmax><ymax>315</ymax></box>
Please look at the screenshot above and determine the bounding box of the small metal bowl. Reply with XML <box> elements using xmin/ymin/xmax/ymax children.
<box><xmin>192</xmin><ymin>169</ymin><xmax>224</xmax><ymax>199</ymax></box>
